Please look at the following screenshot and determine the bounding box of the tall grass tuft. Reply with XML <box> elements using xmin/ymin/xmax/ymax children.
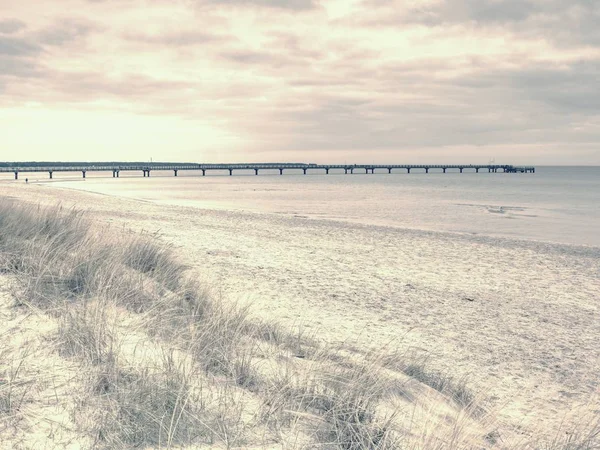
<box><xmin>70</xmin><ymin>348</ymin><xmax>209</xmax><ymax>448</ymax></box>
<box><xmin>0</xmin><ymin>342</ymin><xmax>30</xmax><ymax>428</ymax></box>
<box><xmin>123</xmin><ymin>235</ymin><xmax>186</xmax><ymax>291</ymax></box>
<box><xmin>57</xmin><ymin>300</ymin><xmax>114</xmax><ymax>365</ymax></box>
<box><xmin>400</xmin><ymin>362</ymin><xmax>474</xmax><ymax>408</ymax></box>
<box><xmin>262</xmin><ymin>355</ymin><xmax>399</xmax><ymax>448</ymax></box>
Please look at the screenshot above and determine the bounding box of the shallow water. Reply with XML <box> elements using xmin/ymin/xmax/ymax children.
<box><xmin>29</xmin><ymin>166</ymin><xmax>599</xmax><ymax>247</ymax></box>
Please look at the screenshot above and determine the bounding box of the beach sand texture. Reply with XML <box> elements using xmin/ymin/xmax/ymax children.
<box><xmin>1</xmin><ymin>180</ymin><xmax>599</xmax><ymax>441</ymax></box>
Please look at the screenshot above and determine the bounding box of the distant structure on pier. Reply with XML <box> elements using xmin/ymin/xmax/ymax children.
<box><xmin>0</xmin><ymin>162</ymin><xmax>535</xmax><ymax>180</ymax></box>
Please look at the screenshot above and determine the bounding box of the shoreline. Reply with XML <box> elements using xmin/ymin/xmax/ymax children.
<box><xmin>2</xmin><ymin>181</ymin><xmax>599</xmax><ymax>436</ymax></box>
<box><xmin>11</xmin><ymin>179</ymin><xmax>600</xmax><ymax>251</ymax></box>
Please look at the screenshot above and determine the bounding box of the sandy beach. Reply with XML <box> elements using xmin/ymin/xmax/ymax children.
<box><xmin>2</xmin><ymin>180</ymin><xmax>598</xmax><ymax>440</ymax></box>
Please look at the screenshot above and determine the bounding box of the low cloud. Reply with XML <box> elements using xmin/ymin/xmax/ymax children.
<box><xmin>0</xmin><ymin>19</ymin><xmax>27</xmax><ymax>34</ymax></box>
<box><xmin>360</xmin><ymin>0</ymin><xmax>600</xmax><ymax>47</ymax></box>
<box><xmin>0</xmin><ymin>55</ymin><xmax>41</xmax><ymax>77</ymax></box>
<box><xmin>202</xmin><ymin>0</ymin><xmax>317</xmax><ymax>10</ymax></box>
<box><xmin>124</xmin><ymin>30</ymin><xmax>226</xmax><ymax>47</ymax></box>
<box><xmin>36</xmin><ymin>19</ymin><xmax>98</xmax><ymax>46</ymax></box>
<box><xmin>456</xmin><ymin>61</ymin><xmax>600</xmax><ymax>114</ymax></box>
<box><xmin>0</xmin><ymin>36</ymin><xmax>41</xmax><ymax>56</ymax></box>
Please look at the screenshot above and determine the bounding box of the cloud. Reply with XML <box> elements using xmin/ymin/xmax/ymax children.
<box><xmin>460</xmin><ymin>0</ymin><xmax>536</xmax><ymax>23</ymax></box>
<box><xmin>218</xmin><ymin>49</ymin><xmax>305</xmax><ymax>69</ymax></box>
<box><xmin>250</xmin><ymin>52</ymin><xmax>600</xmax><ymax>154</ymax></box>
<box><xmin>363</xmin><ymin>0</ymin><xmax>557</xmax><ymax>24</ymax></box>
<box><xmin>360</xmin><ymin>0</ymin><xmax>600</xmax><ymax>47</ymax></box>
<box><xmin>202</xmin><ymin>0</ymin><xmax>317</xmax><ymax>10</ymax></box>
<box><xmin>455</xmin><ymin>61</ymin><xmax>600</xmax><ymax>114</ymax></box>
<box><xmin>35</xmin><ymin>19</ymin><xmax>97</xmax><ymax>46</ymax></box>
<box><xmin>0</xmin><ymin>55</ymin><xmax>41</xmax><ymax>77</ymax></box>
<box><xmin>82</xmin><ymin>0</ymin><xmax>317</xmax><ymax>7</ymax></box>
<box><xmin>400</xmin><ymin>0</ymin><xmax>540</xmax><ymax>25</ymax></box>
<box><xmin>0</xmin><ymin>36</ymin><xmax>41</xmax><ymax>56</ymax></box>
<box><xmin>25</xmin><ymin>71</ymin><xmax>198</xmax><ymax>108</ymax></box>
<box><xmin>513</xmin><ymin>64</ymin><xmax>600</xmax><ymax>113</ymax></box>
<box><xmin>124</xmin><ymin>30</ymin><xmax>225</xmax><ymax>47</ymax></box>
<box><xmin>0</xmin><ymin>19</ymin><xmax>27</xmax><ymax>34</ymax></box>
<box><xmin>272</xmin><ymin>95</ymin><xmax>599</xmax><ymax>152</ymax></box>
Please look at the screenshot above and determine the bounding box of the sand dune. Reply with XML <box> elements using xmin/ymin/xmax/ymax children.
<box><xmin>2</xmin><ymin>181</ymin><xmax>599</xmax><ymax>443</ymax></box>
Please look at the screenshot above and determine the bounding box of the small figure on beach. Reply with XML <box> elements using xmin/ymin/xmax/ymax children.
<box><xmin>25</xmin><ymin>178</ymin><xmax>28</xmax><ymax>183</ymax></box>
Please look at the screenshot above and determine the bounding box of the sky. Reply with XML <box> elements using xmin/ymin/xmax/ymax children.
<box><xmin>1</xmin><ymin>0</ymin><xmax>599</xmax><ymax>165</ymax></box>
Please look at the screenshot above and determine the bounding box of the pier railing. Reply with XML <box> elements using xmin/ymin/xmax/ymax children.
<box><xmin>0</xmin><ymin>162</ymin><xmax>536</xmax><ymax>179</ymax></box>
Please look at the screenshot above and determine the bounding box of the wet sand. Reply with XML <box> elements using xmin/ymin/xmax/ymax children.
<box><xmin>2</xmin><ymin>181</ymin><xmax>599</xmax><ymax>436</ymax></box>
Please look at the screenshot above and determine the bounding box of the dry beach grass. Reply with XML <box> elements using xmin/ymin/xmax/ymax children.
<box><xmin>0</xmin><ymin>186</ymin><xmax>599</xmax><ymax>448</ymax></box>
<box><xmin>0</xmin><ymin>198</ymin><xmax>477</xmax><ymax>448</ymax></box>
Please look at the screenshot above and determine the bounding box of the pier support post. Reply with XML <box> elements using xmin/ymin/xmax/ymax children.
<box><xmin>255</xmin><ymin>169</ymin><xmax>259</xmax><ymax>175</ymax></box>
<box><xmin>460</xmin><ymin>168</ymin><xmax>463</xmax><ymax>173</ymax></box>
<box><xmin>116</xmin><ymin>171</ymin><xmax>119</xmax><ymax>177</ymax></box>
<box><xmin>344</xmin><ymin>168</ymin><xmax>348</xmax><ymax>174</ymax></box>
<box><xmin>49</xmin><ymin>172</ymin><xmax>53</xmax><ymax>179</ymax></box>
<box><xmin>147</xmin><ymin>170</ymin><xmax>151</xmax><ymax>177</ymax></box>
<box><xmin>425</xmin><ymin>168</ymin><xmax>429</xmax><ymax>173</ymax></box>
<box><xmin>325</xmin><ymin>168</ymin><xmax>329</xmax><ymax>174</ymax></box>
<box><xmin>202</xmin><ymin>169</ymin><xmax>206</xmax><ymax>176</ymax></box>
<box><xmin>407</xmin><ymin>168</ymin><xmax>410</xmax><ymax>174</ymax></box>
<box><xmin>229</xmin><ymin>169</ymin><xmax>233</xmax><ymax>176</ymax></box>
<box><xmin>388</xmin><ymin>168</ymin><xmax>392</xmax><ymax>174</ymax></box>
<box><xmin>303</xmin><ymin>168</ymin><xmax>307</xmax><ymax>175</ymax></box>
<box><xmin>174</xmin><ymin>170</ymin><xmax>178</xmax><ymax>177</ymax></box>
<box><xmin>350</xmin><ymin>168</ymin><xmax>354</xmax><ymax>174</ymax></box>
<box><xmin>443</xmin><ymin>168</ymin><xmax>446</xmax><ymax>173</ymax></box>
<box><xmin>279</xmin><ymin>168</ymin><xmax>283</xmax><ymax>175</ymax></box>
<box><xmin>476</xmin><ymin>168</ymin><xmax>479</xmax><ymax>173</ymax></box>
<box><xmin>14</xmin><ymin>172</ymin><xmax>18</xmax><ymax>180</ymax></box>
<box><xmin>82</xmin><ymin>171</ymin><xmax>86</xmax><ymax>179</ymax></box>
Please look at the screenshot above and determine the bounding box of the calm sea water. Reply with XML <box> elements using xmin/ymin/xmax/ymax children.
<box><xmin>24</xmin><ymin>166</ymin><xmax>600</xmax><ymax>247</ymax></box>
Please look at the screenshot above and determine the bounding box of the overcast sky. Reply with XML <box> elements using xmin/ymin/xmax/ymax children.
<box><xmin>1</xmin><ymin>0</ymin><xmax>599</xmax><ymax>164</ymax></box>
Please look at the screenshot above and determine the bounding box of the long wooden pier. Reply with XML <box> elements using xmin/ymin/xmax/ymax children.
<box><xmin>0</xmin><ymin>162</ymin><xmax>535</xmax><ymax>179</ymax></box>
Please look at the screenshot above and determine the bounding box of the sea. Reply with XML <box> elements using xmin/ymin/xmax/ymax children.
<box><xmin>14</xmin><ymin>165</ymin><xmax>600</xmax><ymax>247</ymax></box>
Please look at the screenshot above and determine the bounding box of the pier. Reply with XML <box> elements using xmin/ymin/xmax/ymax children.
<box><xmin>0</xmin><ymin>162</ymin><xmax>536</xmax><ymax>179</ymax></box>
